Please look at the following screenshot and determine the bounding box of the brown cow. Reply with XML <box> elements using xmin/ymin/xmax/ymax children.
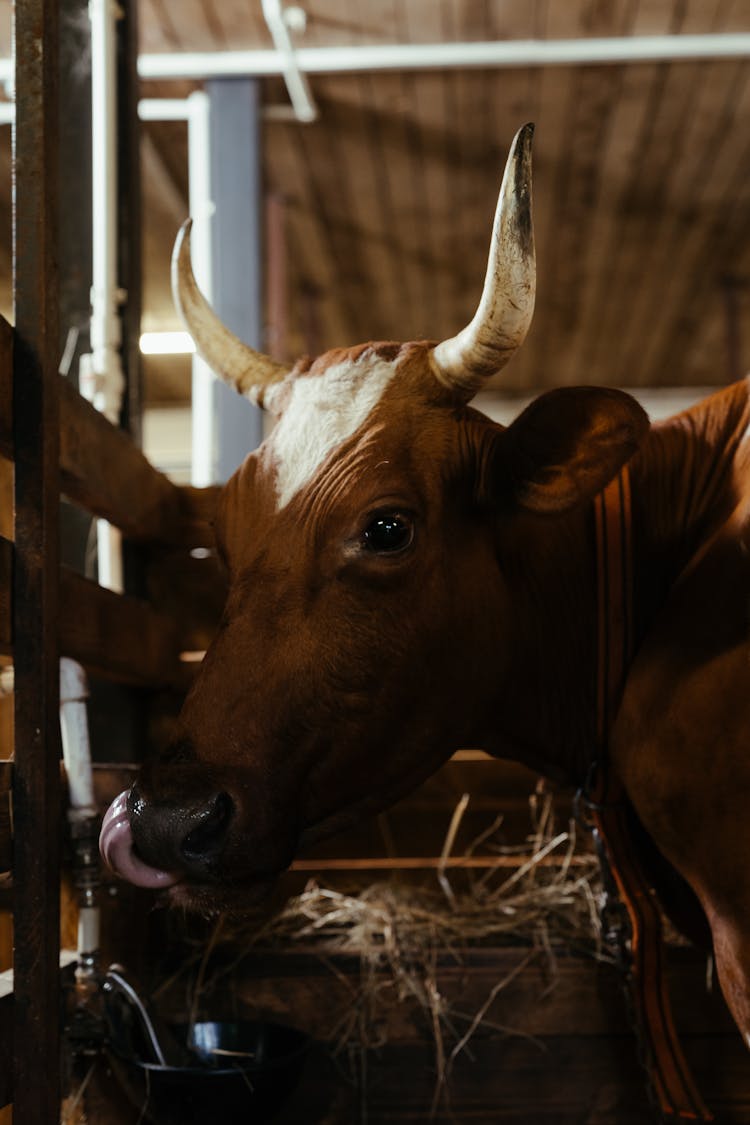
<box><xmin>101</xmin><ymin>124</ymin><xmax>750</xmax><ymax>1045</ymax></box>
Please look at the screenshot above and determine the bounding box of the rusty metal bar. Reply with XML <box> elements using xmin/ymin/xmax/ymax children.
<box><xmin>12</xmin><ymin>0</ymin><xmax>62</xmax><ymax>1119</ymax></box>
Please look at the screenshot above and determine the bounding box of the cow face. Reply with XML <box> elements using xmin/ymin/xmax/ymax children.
<box><xmin>99</xmin><ymin>125</ymin><xmax>647</xmax><ymax>912</ymax></box>
<box><xmin>138</xmin><ymin>344</ymin><xmax>520</xmax><ymax>910</ymax></box>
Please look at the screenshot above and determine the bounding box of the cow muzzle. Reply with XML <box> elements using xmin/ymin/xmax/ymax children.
<box><xmin>100</xmin><ymin>786</ymin><xmax>234</xmax><ymax>889</ymax></box>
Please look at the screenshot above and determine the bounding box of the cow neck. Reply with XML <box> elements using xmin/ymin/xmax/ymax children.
<box><xmin>585</xmin><ymin>464</ymin><xmax>713</xmax><ymax>1123</ymax></box>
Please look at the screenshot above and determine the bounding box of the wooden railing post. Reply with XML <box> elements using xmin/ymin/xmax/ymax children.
<box><xmin>12</xmin><ymin>1</ymin><xmax>62</xmax><ymax>1120</ymax></box>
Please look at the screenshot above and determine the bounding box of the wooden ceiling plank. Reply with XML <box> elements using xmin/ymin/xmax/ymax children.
<box><xmin>547</xmin><ymin>61</ymin><xmax>650</xmax><ymax>388</ymax></box>
<box><xmin>308</xmin><ymin>74</ymin><xmax>405</xmax><ymax>341</ymax></box>
<box><xmin>629</xmin><ymin>0</ymin><xmax>684</xmax><ymax>35</ymax></box>
<box><xmin>127</xmin><ymin>0</ymin><xmax>749</xmax><ymax>403</ymax></box>
<box><xmin>439</xmin><ymin>1</ymin><xmax>497</xmax><ymax>339</ymax></box>
<box><xmin>717</xmin><ymin>0</ymin><xmax>750</xmax><ymax>31</ymax></box>
<box><xmin>527</xmin><ymin>0</ymin><xmax>585</xmax><ymax>349</ymax></box>
<box><xmin>609</xmin><ymin>0</ymin><xmax>738</xmax><ymax>382</ymax></box>
<box><xmin>149</xmin><ymin>0</ymin><xmax>227</xmax><ymax>51</ymax></box>
<box><xmin>395</xmin><ymin>70</ymin><xmax>450</xmax><ymax>338</ymax></box>
<box><xmin>638</xmin><ymin>64</ymin><xmax>750</xmax><ymax>384</ymax></box>
<box><xmin>580</xmin><ymin>56</ymin><xmax>691</xmax><ymax>383</ymax></box>
<box><xmin>209</xmin><ymin>0</ymin><xmax>271</xmax><ymax>50</ymax></box>
<box><xmin>396</xmin><ymin>0</ymin><xmax>457</xmax><ymax>344</ymax></box>
<box><xmin>141</xmin><ymin>131</ymin><xmax>187</xmax><ymax>235</ymax></box>
<box><xmin>138</xmin><ymin>0</ymin><xmax>179</xmax><ymax>52</ymax></box>
<box><xmin>292</xmin><ymin>7</ymin><xmax>407</xmax><ymax>342</ymax></box>
<box><xmin>264</xmin><ymin>119</ymin><xmax>352</xmax><ymax>352</ymax></box>
<box><xmin>681</xmin><ymin>271</ymin><xmax>749</xmax><ymax>386</ymax></box>
<box><xmin>303</xmin><ymin>0</ymin><xmax>391</xmax><ymax>49</ymax></box>
<box><xmin>586</xmin><ymin>56</ymin><xmax>747</xmax><ymax>387</ymax></box>
<box><xmin>197</xmin><ymin>0</ymin><xmax>229</xmax><ymax>49</ymax></box>
<box><xmin>543</xmin><ymin>0</ymin><xmax>651</xmax><ymax>387</ymax></box>
<box><xmin>352</xmin><ymin>67</ymin><xmax>416</xmax><ymax>338</ymax></box>
<box><xmin>650</xmin><ymin>184</ymin><xmax>750</xmax><ymax>386</ymax></box>
<box><xmin>616</xmin><ymin>55</ymin><xmax>747</xmax><ymax>385</ymax></box>
<box><xmin>485</xmin><ymin>0</ymin><xmax>551</xmax><ymax>392</ymax></box>
<box><xmin>534</xmin><ymin>0</ymin><xmax>639</xmax><ymax>387</ymax></box>
<box><xmin>296</xmin><ymin>6</ymin><xmax>416</xmax><ymax>343</ymax></box>
<box><xmin>521</xmin><ymin>82</ymin><xmax>598</xmax><ymax>388</ymax></box>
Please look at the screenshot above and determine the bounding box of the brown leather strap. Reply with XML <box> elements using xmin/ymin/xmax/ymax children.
<box><xmin>591</xmin><ymin>468</ymin><xmax>712</xmax><ymax>1123</ymax></box>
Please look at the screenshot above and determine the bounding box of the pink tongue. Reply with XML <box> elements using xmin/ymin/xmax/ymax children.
<box><xmin>99</xmin><ymin>790</ymin><xmax>182</xmax><ymax>889</ymax></box>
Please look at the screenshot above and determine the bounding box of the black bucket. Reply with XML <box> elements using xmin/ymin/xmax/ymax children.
<box><xmin>105</xmin><ymin>989</ymin><xmax>309</xmax><ymax>1125</ymax></box>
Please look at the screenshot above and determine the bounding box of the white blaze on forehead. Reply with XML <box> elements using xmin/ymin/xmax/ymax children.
<box><xmin>268</xmin><ymin>350</ymin><xmax>400</xmax><ymax>509</ymax></box>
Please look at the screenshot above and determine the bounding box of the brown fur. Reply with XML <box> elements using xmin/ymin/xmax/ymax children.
<box><xmin>134</xmin><ymin>344</ymin><xmax>750</xmax><ymax>1042</ymax></box>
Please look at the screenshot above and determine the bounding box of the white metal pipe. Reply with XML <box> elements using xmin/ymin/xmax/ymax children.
<box><xmin>59</xmin><ymin>658</ymin><xmax>96</xmax><ymax>819</ymax></box>
<box><xmin>0</xmin><ymin>36</ymin><xmax>746</xmax><ymax>91</ymax></box>
<box><xmin>59</xmin><ymin>658</ymin><xmax>101</xmax><ymax>976</ymax></box>
<box><xmin>85</xmin><ymin>0</ymin><xmax>125</xmax><ymax>594</ymax></box>
<box><xmin>261</xmin><ymin>0</ymin><xmax>317</xmax><ymax>122</ymax></box>
<box><xmin>138</xmin><ymin>97</ymin><xmax>191</xmax><ymax>121</ymax></box>
<box><xmin>2</xmin><ymin>30</ymin><xmax>748</xmax><ymax>130</ymax></box>
<box><xmin>89</xmin><ymin>0</ymin><xmax>123</xmax><ymax>414</ymax></box>
<box><xmin>187</xmin><ymin>90</ymin><xmax>217</xmax><ymax>487</ymax></box>
<box><xmin>136</xmin><ymin>34</ymin><xmax>750</xmax><ymax>81</ymax></box>
<box><xmin>139</xmin><ymin>97</ymin><xmax>300</xmax><ymax>123</ymax></box>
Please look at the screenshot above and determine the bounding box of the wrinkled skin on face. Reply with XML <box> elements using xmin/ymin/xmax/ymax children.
<box><xmin>100</xmin><ymin>339</ymin><xmax>647</xmax><ymax>914</ymax></box>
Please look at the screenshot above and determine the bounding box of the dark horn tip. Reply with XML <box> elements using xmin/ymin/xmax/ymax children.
<box><xmin>516</xmin><ymin>122</ymin><xmax>535</xmax><ymax>151</ymax></box>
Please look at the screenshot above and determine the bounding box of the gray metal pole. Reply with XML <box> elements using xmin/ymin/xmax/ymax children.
<box><xmin>207</xmin><ymin>78</ymin><xmax>265</xmax><ymax>482</ymax></box>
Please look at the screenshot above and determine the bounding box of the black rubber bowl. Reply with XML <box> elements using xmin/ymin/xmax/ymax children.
<box><xmin>105</xmin><ymin>1008</ymin><xmax>309</xmax><ymax>1125</ymax></box>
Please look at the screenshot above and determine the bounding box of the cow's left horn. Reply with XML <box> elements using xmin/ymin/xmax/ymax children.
<box><xmin>171</xmin><ymin>220</ymin><xmax>289</xmax><ymax>408</ymax></box>
<box><xmin>431</xmin><ymin>123</ymin><xmax>535</xmax><ymax>399</ymax></box>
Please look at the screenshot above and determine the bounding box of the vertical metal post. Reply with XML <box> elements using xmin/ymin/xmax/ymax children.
<box><xmin>208</xmin><ymin>78</ymin><xmax>264</xmax><ymax>482</ymax></box>
<box><xmin>12</xmin><ymin>0</ymin><xmax>62</xmax><ymax>1121</ymax></box>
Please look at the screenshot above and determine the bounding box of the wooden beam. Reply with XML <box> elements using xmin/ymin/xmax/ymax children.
<box><xmin>291</xmin><ymin>854</ymin><xmax>592</xmax><ymax>872</ymax></box>
<box><xmin>59</xmin><ymin>378</ymin><xmax>220</xmax><ymax>546</ymax></box>
<box><xmin>1</xmin><ymin>371</ymin><xmax>217</xmax><ymax>546</ymax></box>
<box><xmin>59</xmin><ymin>569</ymin><xmax>186</xmax><ymax>687</ymax></box>
<box><xmin>60</xmin><ymin>378</ymin><xmax>219</xmax><ymax>546</ymax></box>
<box><xmin>12</xmin><ymin>0</ymin><xmax>62</xmax><ymax>1116</ymax></box>
<box><xmin>1</xmin><ymin>539</ymin><xmax>191</xmax><ymax>687</ymax></box>
<box><xmin>58</xmin><ymin>376</ymin><xmax>182</xmax><ymax>540</ymax></box>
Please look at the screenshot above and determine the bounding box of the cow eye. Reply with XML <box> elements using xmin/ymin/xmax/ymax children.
<box><xmin>361</xmin><ymin>514</ymin><xmax>413</xmax><ymax>554</ymax></box>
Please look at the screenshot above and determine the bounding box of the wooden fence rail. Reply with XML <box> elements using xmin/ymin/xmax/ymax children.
<box><xmin>1</xmin><ymin>317</ymin><xmax>218</xmax><ymax>549</ymax></box>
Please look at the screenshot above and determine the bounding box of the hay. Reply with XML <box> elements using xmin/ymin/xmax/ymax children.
<box><xmin>180</xmin><ymin>791</ymin><xmax>607</xmax><ymax>1116</ymax></box>
<box><xmin>230</xmin><ymin>790</ymin><xmax>604</xmax><ymax>961</ymax></box>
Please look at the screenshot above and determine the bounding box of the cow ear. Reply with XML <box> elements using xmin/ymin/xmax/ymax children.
<box><xmin>495</xmin><ymin>387</ymin><xmax>649</xmax><ymax>514</ymax></box>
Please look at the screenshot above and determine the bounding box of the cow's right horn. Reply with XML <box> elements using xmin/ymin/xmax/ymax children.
<box><xmin>431</xmin><ymin>123</ymin><xmax>535</xmax><ymax>400</ymax></box>
<box><xmin>171</xmin><ymin>220</ymin><xmax>289</xmax><ymax>408</ymax></box>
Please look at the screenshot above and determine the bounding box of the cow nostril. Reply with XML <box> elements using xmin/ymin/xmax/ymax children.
<box><xmin>180</xmin><ymin>792</ymin><xmax>234</xmax><ymax>861</ymax></box>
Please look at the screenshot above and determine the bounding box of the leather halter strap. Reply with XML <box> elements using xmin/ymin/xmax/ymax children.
<box><xmin>595</xmin><ymin>468</ymin><xmax>633</xmax><ymax>754</ymax></box>
<box><xmin>591</xmin><ymin>467</ymin><xmax>712</xmax><ymax>1123</ymax></box>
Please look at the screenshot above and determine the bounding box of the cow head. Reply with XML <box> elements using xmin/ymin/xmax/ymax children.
<box><xmin>100</xmin><ymin>125</ymin><xmax>647</xmax><ymax>912</ymax></box>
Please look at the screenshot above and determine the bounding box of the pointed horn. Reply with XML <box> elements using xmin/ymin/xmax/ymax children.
<box><xmin>431</xmin><ymin>123</ymin><xmax>536</xmax><ymax>399</ymax></box>
<box><xmin>171</xmin><ymin>220</ymin><xmax>289</xmax><ymax>408</ymax></box>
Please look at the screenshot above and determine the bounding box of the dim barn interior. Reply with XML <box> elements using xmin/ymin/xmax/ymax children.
<box><xmin>1</xmin><ymin>2</ymin><xmax>750</xmax><ymax>1123</ymax></box>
